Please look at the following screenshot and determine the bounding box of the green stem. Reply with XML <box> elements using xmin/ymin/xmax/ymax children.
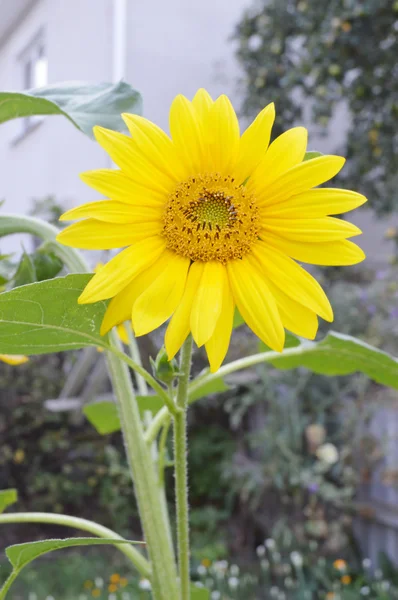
<box><xmin>0</xmin><ymin>512</ymin><xmax>150</xmax><ymax>578</ymax></box>
<box><xmin>0</xmin><ymin>214</ymin><xmax>87</xmax><ymax>273</ymax></box>
<box><xmin>158</xmin><ymin>414</ymin><xmax>171</xmax><ymax>486</ymax></box>
<box><xmin>126</xmin><ymin>322</ymin><xmax>148</xmax><ymax>396</ymax></box>
<box><xmin>174</xmin><ymin>335</ymin><xmax>193</xmax><ymax>600</ymax></box>
<box><xmin>109</xmin><ymin>344</ymin><xmax>178</xmax><ymax>415</ymax></box>
<box><xmin>106</xmin><ymin>331</ymin><xmax>178</xmax><ymax>600</ymax></box>
<box><xmin>189</xmin><ymin>345</ymin><xmax>313</xmax><ymax>398</ymax></box>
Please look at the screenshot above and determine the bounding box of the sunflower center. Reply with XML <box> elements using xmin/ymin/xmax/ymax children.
<box><xmin>163</xmin><ymin>173</ymin><xmax>259</xmax><ymax>263</ymax></box>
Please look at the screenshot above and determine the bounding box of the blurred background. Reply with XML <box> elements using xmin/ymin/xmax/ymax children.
<box><xmin>0</xmin><ymin>0</ymin><xmax>398</xmax><ymax>598</ymax></box>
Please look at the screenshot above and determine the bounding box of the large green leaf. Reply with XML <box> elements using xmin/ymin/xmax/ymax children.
<box><xmin>0</xmin><ymin>537</ymin><xmax>142</xmax><ymax>599</ymax></box>
<box><xmin>0</xmin><ymin>274</ymin><xmax>109</xmax><ymax>354</ymax></box>
<box><xmin>0</xmin><ymin>81</ymin><xmax>142</xmax><ymax>137</ymax></box>
<box><xmin>84</xmin><ymin>396</ymin><xmax>166</xmax><ymax>435</ymax></box>
<box><xmin>189</xmin><ymin>377</ymin><xmax>229</xmax><ymax>402</ymax></box>
<box><xmin>0</xmin><ymin>490</ymin><xmax>17</xmax><ymax>514</ymax></box>
<box><xmin>191</xmin><ymin>584</ymin><xmax>210</xmax><ymax>599</ymax></box>
<box><xmin>271</xmin><ymin>331</ymin><xmax>398</xmax><ymax>388</ymax></box>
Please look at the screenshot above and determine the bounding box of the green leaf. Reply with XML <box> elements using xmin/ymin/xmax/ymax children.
<box><xmin>189</xmin><ymin>377</ymin><xmax>229</xmax><ymax>402</ymax></box>
<box><xmin>0</xmin><ymin>537</ymin><xmax>142</xmax><ymax>600</ymax></box>
<box><xmin>6</xmin><ymin>537</ymin><xmax>141</xmax><ymax>570</ymax></box>
<box><xmin>258</xmin><ymin>332</ymin><xmax>301</xmax><ymax>353</ymax></box>
<box><xmin>0</xmin><ymin>274</ymin><xmax>109</xmax><ymax>355</ymax></box>
<box><xmin>0</xmin><ymin>81</ymin><xmax>142</xmax><ymax>137</ymax></box>
<box><xmin>270</xmin><ymin>331</ymin><xmax>398</xmax><ymax>388</ymax></box>
<box><xmin>33</xmin><ymin>247</ymin><xmax>63</xmax><ymax>281</ymax></box>
<box><xmin>12</xmin><ymin>252</ymin><xmax>36</xmax><ymax>287</ymax></box>
<box><xmin>303</xmin><ymin>151</ymin><xmax>324</xmax><ymax>161</ymax></box>
<box><xmin>84</xmin><ymin>396</ymin><xmax>166</xmax><ymax>435</ymax></box>
<box><xmin>84</xmin><ymin>402</ymin><xmax>120</xmax><ymax>435</ymax></box>
<box><xmin>0</xmin><ymin>489</ymin><xmax>17</xmax><ymax>514</ymax></box>
<box><xmin>191</xmin><ymin>584</ymin><xmax>210</xmax><ymax>599</ymax></box>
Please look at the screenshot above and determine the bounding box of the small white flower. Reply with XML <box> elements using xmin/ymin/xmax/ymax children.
<box><xmin>78</xmin><ymin>595</ymin><xmax>87</xmax><ymax>600</ymax></box>
<box><xmin>256</xmin><ymin>544</ymin><xmax>266</xmax><ymax>557</ymax></box>
<box><xmin>316</xmin><ymin>443</ymin><xmax>339</xmax><ymax>465</ymax></box>
<box><xmin>247</xmin><ymin>33</ymin><xmax>262</xmax><ymax>52</ymax></box>
<box><xmin>230</xmin><ymin>564</ymin><xmax>240</xmax><ymax>576</ymax></box>
<box><xmin>108</xmin><ymin>595</ymin><xmax>117</xmax><ymax>600</ymax></box>
<box><xmin>228</xmin><ymin>576</ymin><xmax>239</xmax><ymax>589</ymax></box>
<box><xmin>95</xmin><ymin>577</ymin><xmax>104</xmax><ymax>589</ymax></box>
<box><xmin>290</xmin><ymin>551</ymin><xmax>303</xmax><ymax>569</ymax></box>
<box><xmin>362</xmin><ymin>558</ymin><xmax>372</xmax><ymax>569</ymax></box>
<box><xmin>211</xmin><ymin>592</ymin><xmax>221</xmax><ymax>600</ymax></box>
<box><xmin>270</xmin><ymin>587</ymin><xmax>280</xmax><ymax>598</ymax></box>
<box><xmin>28</xmin><ymin>594</ymin><xmax>38</xmax><ymax>600</ymax></box>
<box><xmin>284</xmin><ymin>577</ymin><xmax>294</xmax><ymax>588</ymax></box>
<box><xmin>375</xmin><ymin>568</ymin><xmax>383</xmax><ymax>579</ymax></box>
<box><xmin>265</xmin><ymin>538</ymin><xmax>276</xmax><ymax>549</ymax></box>
<box><xmin>197</xmin><ymin>565</ymin><xmax>207</xmax><ymax>576</ymax></box>
<box><xmin>360</xmin><ymin>586</ymin><xmax>370</xmax><ymax>595</ymax></box>
<box><xmin>381</xmin><ymin>581</ymin><xmax>390</xmax><ymax>591</ymax></box>
<box><xmin>139</xmin><ymin>578</ymin><xmax>151</xmax><ymax>590</ymax></box>
<box><xmin>194</xmin><ymin>581</ymin><xmax>204</xmax><ymax>588</ymax></box>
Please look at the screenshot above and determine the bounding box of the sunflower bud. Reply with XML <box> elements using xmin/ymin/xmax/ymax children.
<box><xmin>151</xmin><ymin>347</ymin><xmax>179</xmax><ymax>385</ymax></box>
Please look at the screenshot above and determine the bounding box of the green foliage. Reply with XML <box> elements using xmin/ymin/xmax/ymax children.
<box><xmin>0</xmin><ymin>274</ymin><xmax>109</xmax><ymax>354</ymax></box>
<box><xmin>0</xmin><ymin>490</ymin><xmax>17</xmax><ymax>515</ymax></box>
<box><xmin>0</xmin><ymin>81</ymin><xmax>142</xmax><ymax>137</ymax></box>
<box><xmin>84</xmin><ymin>397</ymin><xmax>165</xmax><ymax>435</ymax></box>
<box><xmin>271</xmin><ymin>331</ymin><xmax>398</xmax><ymax>387</ymax></box>
<box><xmin>12</xmin><ymin>247</ymin><xmax>63</xmax><ymax>288</ymax></box>
<box><xmin>235</xmin><ymin>0</ymin><xmax>397</xmax><ymax>212</ymax></box>
<box><xmin>0</xmin><ymin>538</ymin><xmax>141</xmax><ymax>600</ymax></box>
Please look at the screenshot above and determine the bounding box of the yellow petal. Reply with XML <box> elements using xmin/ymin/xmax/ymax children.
<box><xmin>233</xmin><ymin>102</ymin><xmax>275</xmax><ymax>184</ymax></box>
<box><xmin>80</xmin><ymin>169</ymin><xmax>165</xmax><ymax>204</ymax></box>
<box><xmin>165</xmin><ymin>263</ymin><xmax>204</xmax><ymax>360</ymax></box>
<box><xmin>60</xmin><ymin>200</ymin><xmax>162</xmax><ymax>223</ymax></box>
<box><xmin>101</xmin><ymin>254</ymin><xmax>171</xmax><ymax>334</ymax></box>
<box><xmin>79</xmin><ymin>237</ymin><xmax>166</xmax><ymax>303</ymax></box>
<box><xmin>116</xmin><ymin>323</ymin><xmax>129</xmax><ymax>344</ymax></box>
<box><xmin>257</xmin><ymin>155</ymin><xmax>346</xmax><ymax>207</ymax></box>
<box><xmin>132</xmin><ymin>252</ymin><xmax>190</xmax><ymax>336</ymax></box>
<box><xmin>191</xmin><ymin>88</ymin><xmax>214</xmax><ymax>122</ymax></box>
<box><xmin>190</xmin><ymin>261</ymin><xmax>227</xmax><ymax>347</ymax></box>
<box><xmin>0</xmin><ymin>354</ymin><xmax>29</xmax><ymax>365</ymax></box>
<box><xmin>263</xmin><ymin>232</ymin><xmax>366</xmax><ymax>266</ymax></box>
<box><xmin>251</xmin><ymin>240</ymin><xmax>333</xmax><ymax>321</ymax></box>
<box><xmin>227</xmin><ymin>256</ymin><xmax>285</xmax><ymax>351</ymax></box>
<box><xmin>252</xmin><ymin>126</ymin><xmax>308</xmax><ymax>196</ymax></box>
<box><xmin>261</xmin><ymin>216</ymin><xmax>362</xmax><ymax>242</ymax></box>
<box><xmin>169</xmin><ymin>94</ymin><xmax>205</xmax><ymax>174</ymax></box>
<box><xmin>93</xmin><ymin>126</ymin><xmax>175</xmax><ymax>194</ymax></box>
<box><xmin>205</xmin><ymin>280</ymin><xmax>234</xmax><ymax>372</ymax></box>
<box><xmin>262</xmin><ymin>188</ymin><xmax>367</xmax><ymax>218</ymax></box>
<box><xmin>264</xmin><ymin>279</ymin><xmax>318</xmax><ymax>340</ymax></box>
<box><xmin>206</xmin><ymin>95</ymin><xmax>240</xmax><ymax>174</ymax></box>
<box><xmin>121</xmin><ymin>113</ymin><xmax>187</xmax><ymax>181</ymax></box>
<box><xmin>57</xmin><ymin>219</ymin><xmax>162</xmax><ymax>249</ymax></box>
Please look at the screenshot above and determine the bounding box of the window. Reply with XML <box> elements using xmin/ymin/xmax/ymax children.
<box><xmin>19</xmin><ymin>30</ymin><xmax>48</xmax><ymax>136</ymax></box>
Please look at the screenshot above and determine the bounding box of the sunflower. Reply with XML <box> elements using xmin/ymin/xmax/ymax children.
<box><xmin>57</xmin><ymin>89</ymin><xmax>366</xmax><ymax>372</ymax></box>
<box><xmin>0</xmin><ymin>355</ymin><xmax>28</xmax><ymax>365</ymax></box>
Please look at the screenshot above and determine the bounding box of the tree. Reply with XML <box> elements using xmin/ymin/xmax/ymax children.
<box><xmin>234</xmin><ymin>0</ymin><xmax>398</xmax><ymax>213</ymax></box>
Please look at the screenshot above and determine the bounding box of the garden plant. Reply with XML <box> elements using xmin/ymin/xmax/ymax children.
<box><xmin>1</xmin><ymin>80</ymin><xmax>398</xmax><ymax>600</ymax></box>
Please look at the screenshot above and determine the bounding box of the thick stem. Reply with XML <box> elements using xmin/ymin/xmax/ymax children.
<box><xmin>0</xmin><ymin>214</ymin><xmax>87</xmax><ymax>273</ymax></box>
<box><xmin>173</xmin><ymin>335</ymin><xmax>193</xmax><ymax>600</ymax></box>
<box><xmin>0</xmin><ymin>512</ymin><xmax>150</xmax><ymax>578</ymax></box>
<box><xmin>126</xmin><ymin>322</ymin><xmax>148</xmax><ymax>396</ymax></box>
<box><xmin>106</xmin><ymin>332</ymin><xmax>178</xmax><ymax>600</ymax></box>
